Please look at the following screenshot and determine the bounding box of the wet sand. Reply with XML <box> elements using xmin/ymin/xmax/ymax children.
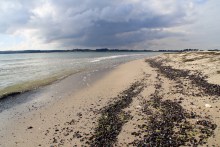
<box><xmin>0</xmin><ymin>52</ymin><xmax>220</xmax><ymax>146</ymax></box>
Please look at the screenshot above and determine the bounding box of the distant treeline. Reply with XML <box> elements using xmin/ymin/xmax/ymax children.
<box><xmin>0</xmin><ymin>48</ymin><xmax>219</xmax><ymax>54</ymax></box>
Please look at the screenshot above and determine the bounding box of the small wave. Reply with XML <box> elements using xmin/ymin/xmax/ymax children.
<box><xmin>90</xmin><ymin>59</ymin><xmax>101</xmax><ymax>63</ymax></box>
<box><xmin>90</xmin><ymin>54</ymin><xmax>142</xmax><ymax>63</ymax></box>
<box><xmin>0</xmin><ymin>70</ymin><xmax>81</xmax><ymax>100</ymax></box>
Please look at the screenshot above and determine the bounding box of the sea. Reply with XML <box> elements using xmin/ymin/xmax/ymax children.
<box><xmin>0</xmin><ymin>52</ymin><xmax>160</xmax><ymax>99</ymax></box>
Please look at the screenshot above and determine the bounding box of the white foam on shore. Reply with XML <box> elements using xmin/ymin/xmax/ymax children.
<box><xmin>90</xmin><ymin>54</ymin><xmax>142</xmax><ymax>63</ymax></box>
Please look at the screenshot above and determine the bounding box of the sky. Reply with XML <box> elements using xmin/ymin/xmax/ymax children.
<box><xmin>0</xmin><ymin>0</ymin><xmax>219</xmax><ymax>51</ymax></box>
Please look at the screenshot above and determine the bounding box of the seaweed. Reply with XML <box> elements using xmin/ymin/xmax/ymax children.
<box><xmin>131</xmin><ymin>92</ymin><xmax>216</xmax><ymax>146</ymax></box>
<box><xmin>146</xmin><ymin>59</ymin><xmax>220</xmax><ymax>96</ymax></box>
<box><xmin>89</xmin><ymin>81</ymin><xmax>144</xmax><ymax>146</ymax></box>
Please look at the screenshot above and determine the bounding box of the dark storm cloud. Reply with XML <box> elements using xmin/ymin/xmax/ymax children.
<box><xmin>0</xmin><ymin>1</ymin><xmax>41</xmax><ymax>32</ymax></box>
<box><xmin>0</xmin><ymin>0</ymin><xmax>205</xmax><ymax>48</ymax></box>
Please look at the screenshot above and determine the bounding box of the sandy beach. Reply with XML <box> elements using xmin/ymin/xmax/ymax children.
<box><xmin>0</xmin><ymin>52</ymin><xmax>220</xmax><ymax>146</ymax></box>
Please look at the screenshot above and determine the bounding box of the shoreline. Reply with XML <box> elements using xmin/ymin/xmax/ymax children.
<box><xmin>0</xmin><ymin>59</ymin><xmax>146</xmax><ymax>146</ymax></box>
<box><xmin>0</xmin><ymin>61</ymin><xmax>119</xmax><ymax>115</ymax></box>
<box><xmin>0</xmin><ymin>70</ymin><xmax>82</xmax><ymax>100</ymax></box>
<box><xmin>0</xmin><ymin>52</ymin><xmax>160</xmax><ymax>101</ymax></box>
<box><xmin>0</xmin><ymin>52</ymin><xmax>220</xmax><ymax>146</ymax></box>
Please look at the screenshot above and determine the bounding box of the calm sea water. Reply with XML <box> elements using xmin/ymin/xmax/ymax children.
<box><xmin>0</xmin><ymin>52</ymin><xmax>160</xmax><ymax>98</ymax></box>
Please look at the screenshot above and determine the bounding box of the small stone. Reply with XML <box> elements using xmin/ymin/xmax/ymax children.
<box><xmin>136</xmin><ymin>105</ymin><xmax>142</xmax><ymax>109</ymax></box>
<box><xmin>205</xmin><ymin>104</ymin><xmax>212</xmax><ymax>108</ymax></box>
<box><xmin>64</xmin><ymin>132</ymin><xmax>69</xmax><ymax>136</ymax></box>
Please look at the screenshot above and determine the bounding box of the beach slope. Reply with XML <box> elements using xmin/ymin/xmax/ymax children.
<box><xmin>0</xmin><ymin>52</ymin><xmax>220</xmax><ymax>146</ymax></box>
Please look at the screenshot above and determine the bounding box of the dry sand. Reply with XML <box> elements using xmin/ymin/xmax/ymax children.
<box><xmin>0</xmin><ymin>52</ymin><xmax>219</xmax><ymax>146</ymax></box>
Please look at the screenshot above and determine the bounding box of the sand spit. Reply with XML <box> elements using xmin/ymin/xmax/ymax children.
<box><xmin>0</xmin><ymin>52</ymin><xmax>220</xmax><ymax>146</ymax></box>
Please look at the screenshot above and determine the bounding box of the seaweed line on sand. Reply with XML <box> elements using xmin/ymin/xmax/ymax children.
<box><xmin>130</xmin><ymin>72</ymin><xmax>217</xmax><ymax>146</ymax></box>
<box><xmin>88</xmin><ymin>80</ymin><xmax>144</xmax><ymax>146</ymax></box>
<box><xmin>131</xmin><ymin>95</ymin><xmax>217</xmax><ymax>146</ymax></box>
<box><xmin>146</xmin><ymin>59</ymin><xmax>220</xmax><ymax>96</ymax></box>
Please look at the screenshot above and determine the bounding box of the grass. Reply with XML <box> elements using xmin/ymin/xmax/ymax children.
<box><xmin>180</xmin><ymin>52</ymin><xmax>220</xmax><ymax>63</ymax></box>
